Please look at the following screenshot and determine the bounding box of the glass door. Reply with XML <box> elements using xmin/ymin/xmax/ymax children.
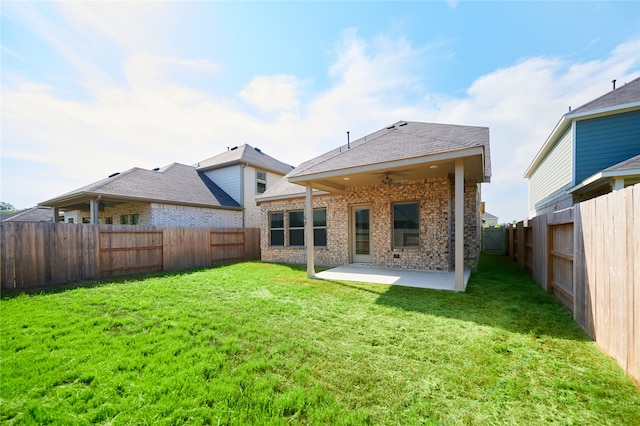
<box><xmin>352</xmin><ymin>206</ymin><xmax>372</xmax><ymax>263</ymax></box>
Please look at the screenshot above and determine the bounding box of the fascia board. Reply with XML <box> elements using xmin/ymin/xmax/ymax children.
<box><xmin>566</xmin><ymin>101</ymin><xmax>640</xmax><ymax>120</ymax></box>
<box><xmin>524</xmin><ymin>117</ymin><xmax>570</xmax><ymax>178</ymax></box>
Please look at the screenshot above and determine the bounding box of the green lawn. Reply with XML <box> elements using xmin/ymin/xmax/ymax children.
<box><xmin>2</xmin><ymin>255</ymin><xmax>639</xmax><ymax>425</ymax></box>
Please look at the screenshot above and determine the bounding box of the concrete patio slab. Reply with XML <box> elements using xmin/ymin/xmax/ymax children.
<box><xmin>315</xmin><ymin>264</ymin><xmax>471</xmax><ymax>291</ymax></box>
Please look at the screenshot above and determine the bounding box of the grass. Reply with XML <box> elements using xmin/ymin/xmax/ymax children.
<box><xmin>1</xmin><ymin>255</ymin><xmax>639</xmax><ymax>425</ymax></box>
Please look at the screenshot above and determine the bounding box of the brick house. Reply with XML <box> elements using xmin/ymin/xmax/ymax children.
<box><xmin>40</xmin><ymin>144</ymin><xmax>292</xmax><ymax>228</ymax></box>
<box><xmin>257</xmin><ymin>121</ymin><xmax>491</xmax><ymax>290</ymax></box>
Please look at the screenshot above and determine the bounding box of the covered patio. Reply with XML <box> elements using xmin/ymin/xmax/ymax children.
<box><xmin>315</xmin><ymin>264</ymin><xmax>471</xmax><ymax>291</ymax></box>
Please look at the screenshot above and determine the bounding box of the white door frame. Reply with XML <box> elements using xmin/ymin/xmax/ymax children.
<box><xmin>350</xmin><ymin>204</ymin><xmax>373</xmax><ymax>263</ymax></box>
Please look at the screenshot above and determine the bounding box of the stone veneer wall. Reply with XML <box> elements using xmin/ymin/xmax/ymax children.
<box><xmin>260</xmin><ymin>176</ymin><xmax>481</xmax><ymax>271</ymax></box>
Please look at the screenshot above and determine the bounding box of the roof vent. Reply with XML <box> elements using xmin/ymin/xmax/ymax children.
<box><xmin>387</xmin><ymin>125</ymin><xmax>395</xmax><ymax>130</ymax></box>
<box><xmin>254</xmin><ymin>147</ymin><xmax>262</xmax><ymax>153</ymax></box>
<box><xmin>612</xmin><ymin>79</ymin><xmax>616</xmax><ymax>90</ymax></box>
<box><xmin>230</xmin><ymin>146</ymin><xmax>238</xmax><ymax>151</ymax></box>
<box><xmin>108</xmin><ymin>172</ymin><xmax>120</xmax><ymax>178</ymax></box>
<box><xmin>153</xmin><ymin>167</ymin><xmax>160</xmax><ymax>171</ymax></box>
<box><xmin>399</xmin><ymin>121</ymin><xmax>408</xmax><ymax>126</ymax></box>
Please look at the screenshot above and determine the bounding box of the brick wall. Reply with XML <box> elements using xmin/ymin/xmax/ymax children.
<box><xmin>64</xmin><ymin>202</ymin><xmax>242</xmax><ymax>227</ymax></box>
<box><xmin>149</xmin><ymin>203</ymin><xmax>242</xmax><ymax>227</ymax></box>
<box><xmin>260</xmin><ymin>176</ymin><xmax>481</xmax><ymax>271</ymax></box>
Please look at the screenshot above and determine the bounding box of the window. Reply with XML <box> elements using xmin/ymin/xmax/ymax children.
<box><xmin>313</xmin><ymin>209</ymin><xmax>327</xmax><ymax>247</ymax></box>
<box><xmin>269</xmin><ymin>212</ymin><xmax>284</xmax><ymax>246</ymax></box>
<box><xmin>393</xmin><ymin>202</ymin><xmax>419</xmax><ymax>248</ymax></box>
<box><xmin>68</xmin><ymin>218</ymin><xmax>74</xmax><ymax>224</ymax></box>
<box><xmin>131</xmin><ymin>214</ymin><xmax>139</xmax><ymax>225</ymax></box>
<box><xmin>105</xmin><ymin>217</ymin><xmax>113</xmax><ymax>225</ymax></box>
<box><xmin>288</xmin><ymin>210</ymin><xmax>305</xmax><ymax>246</ymax></box>
<box><xmin>271</xmin><ymin>208</ymin><xmax>327</xmax><ymax>247</ymax></box>
<box><xmin>82</xmin><ymin>217</ymin><xmax>90</xmax><ymax>224</ymax></box>
<box><xmin>256</xmin><ymin>171</ymin><xmax>267</xmax><ymax>194</ymax></box>
<box><xmin>121</xmin><ymin>215</ymin><xmax>129</xmax><ymax>225</ymax></box>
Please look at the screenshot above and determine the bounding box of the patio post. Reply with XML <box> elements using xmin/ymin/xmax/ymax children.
<box><xmin>90</xmin><ymin>198</ymin><xmax>99</xmax><ymax>224</ymax></box>
<box><xmin>305</xmin><ymin>183</ymin><xmax>315</xmax><ymax>278</ymax></box>
<box><xmin>455</xmin><ymin>158</ymin><xmax>464</xmax><ymax>291</ymax></box>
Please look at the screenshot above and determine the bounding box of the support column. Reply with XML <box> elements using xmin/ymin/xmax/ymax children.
<box><xmin>612</xmin><ymin>177</ymin><xmax>625</xmax><ymax>191</ymax></box>
<box><xmin>89</xmin><ymin>199</ymin><xmax>99</xmax><ymax>224</ymax></box>
<box><xmin>455</xmin><ymin>159</ymin><xmax>464</xmax><ymax>291</ymax></box>
<box><xmin>53</xmin><ymin>208</ymin><xmax>60</xmax><ymax>223</ymax></box>
<box><xmin>305</xmin><ymin>183</ymin><xmax>315</xmax><ymax>278</ymax></box>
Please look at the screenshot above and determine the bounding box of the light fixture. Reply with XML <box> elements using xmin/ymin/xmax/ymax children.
<box><xmin>430</xmin><ymin>165</ymin><xmax>438</xmax><ymax>169</ymax></box>
<box><xmin>343</xmin><ymin>177</ymin><xmax>350</xmax><ymax>181</ymax></box>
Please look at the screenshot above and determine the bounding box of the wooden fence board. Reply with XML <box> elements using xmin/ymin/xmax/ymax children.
<box><xmin>0</xmin><ymin>224</ymin><xmax>261</xmax><ymax>289</ymax></box>
<box><xmin>509</xmin><ymin>184</ymin><xmax>639</xmax><ymax>384</ymax></box>
<box><xmin>625</xmin><ymin>185</ymin><xmax>640</xmax><ymax>383</ymax></box>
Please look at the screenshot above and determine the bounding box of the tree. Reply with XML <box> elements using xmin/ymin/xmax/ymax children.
<box><xmin>0</xmin><ymin>202</ymin><xmax>16</xmax><ymax>211</ymax></box>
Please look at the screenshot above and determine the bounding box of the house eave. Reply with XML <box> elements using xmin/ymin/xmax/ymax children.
<box><xmin>288</xmin><ymin>147</ymin><xmax>486</xmax><ymax>186</ymax></box>
<box><xmin>567</xmin><ymin>169</ymin><xmax>640</xmax><ymax>194</ymax></box>
<box><xmin>40</xmin><ymin>193</ymin><xmax>243</xmax><ymax>211</ymax></box>
<box><xmin>197</xmin><ymin>159</ymin><xmax>292</xmax><ymax>175</ymax></box>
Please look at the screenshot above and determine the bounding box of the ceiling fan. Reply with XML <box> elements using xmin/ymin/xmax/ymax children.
<box><xmin>381</xmin><ymin>172</ymin><xmax>409</xmax><ymax>186</ymax></box>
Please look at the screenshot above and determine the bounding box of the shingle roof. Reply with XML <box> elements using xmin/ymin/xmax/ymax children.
<box><xmin>196</xmin><ymin>144</ymin><xmax>294</xmax><ymax>174</ymax></box>
<box><xmin>571</xmin><ymin>76</ymin><xmax>640</xmax><ymax>115</ymax></box>
<box><xmin>1</xmin><ymin>206</ymin><xmax>54</xmax><ymax>222</ymax></box>
<box><xmin>41</xmin><ymin>163</ymin><xmax>240</xmax><ymax>209</ymax></box>
<box><xmin>290</xmin><ymin>121</ymin><xmax>491</xmax><ymax>179</ymax></box>
<box><xmin>603</xmin><ymin>154</ymin><xmax>640</xmax><ymax>172</ymax></box>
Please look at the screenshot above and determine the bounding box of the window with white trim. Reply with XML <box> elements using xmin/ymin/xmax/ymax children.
<box><xmin>256</xmin><ymin>171</ymin><xmax>267</xmax><ymax>194</ymax></box>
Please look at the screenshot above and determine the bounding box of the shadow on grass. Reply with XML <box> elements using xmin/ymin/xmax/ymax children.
<box><xmin>370</xmin><ymin>255</ymin><xmax>590</xmax><ymax>342</ymax></box>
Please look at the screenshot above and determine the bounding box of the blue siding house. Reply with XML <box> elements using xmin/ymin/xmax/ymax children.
<box><xmin>524</xmin><ymin>77</ymin><xmax>640</xmax><ymax>217</ymax></box>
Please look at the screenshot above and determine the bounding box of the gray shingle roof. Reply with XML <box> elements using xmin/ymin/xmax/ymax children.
<box><xmin>196</xmin><ymin>144</ymin><xmax>294</xmax><ymax>174</ymax></box>
<box><xmin>41</xmin><ymin>163</ymin><xmax>240</xmax><ymax>208</ymax></box>
<box><xmin>603</xmin><ymin>154</ymin><xmax>640</xmax><ymax>172</ymax></box>
<box><xmin>290</xmin><ymin>121</ymin><xmax>491</xmax><ymax>179</ymax></box>
<box><xmin>2</xmin><ymin>206</ymin><xmax>54</xmax><ymax>222</ymax></box>
<box><xmin>571</xmin><ymin>76</ymin><xmax>640</xmax><ymax>115</ymax></box>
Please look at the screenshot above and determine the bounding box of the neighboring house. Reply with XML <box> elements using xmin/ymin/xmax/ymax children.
<box><xmin>1</xmin><ymin>206</ymin><xmax>56</xmax><ymax>223</ymax></box>
<box><xmin>257</xmin><ymin>121</ymin><xmax>491</xmax><ymax>290</ymax></box>
<box><xmin>482</xmin><ymin>211</ymin><xmax>499</xmax><ymax>227</ymax></box>
<box><xmin>524</xmin><ymin>77</ymin><xmax>640</xmax><ymax>217</ymax></box>
<box><xmin>196</xmin><ymin>144</ymin><xmax>294</xmax><ymax>227</ymax></box>
<box><xmin>39</xmin><ymin>145</ymin><xmax>292</xmax><ymax>228</ymax></box>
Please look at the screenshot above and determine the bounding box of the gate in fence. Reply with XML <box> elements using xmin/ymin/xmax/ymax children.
<box><xmin>482</xmin><ymin>227</ymin><xmax>507</xmax><ymax>255</ymax></box>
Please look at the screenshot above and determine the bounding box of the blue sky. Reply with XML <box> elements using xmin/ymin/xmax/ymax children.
<box><xmin>2</xmin><ymin>1</ymin><xmax>639</xmax><ymax>222</ymax></box>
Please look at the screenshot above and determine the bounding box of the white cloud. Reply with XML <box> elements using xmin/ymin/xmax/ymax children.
<box><xmin>239</xmin><ymin>75</ymin><xmax>302</xmax><ymax>112</ymax></box>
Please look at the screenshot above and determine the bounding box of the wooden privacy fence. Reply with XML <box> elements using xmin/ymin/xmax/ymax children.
<box><xmin>508</xmin><ymin>184</ymin><xmax>639</xmax><ymax>385</ymax></box>
<box><xmin>0</xmin><ymin>223</ymin><xmax>260</xmax><ymax>289</ymax></box>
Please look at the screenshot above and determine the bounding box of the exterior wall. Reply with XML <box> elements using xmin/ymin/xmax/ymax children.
<box><xmin>260</xmin><ymin>177</ymin><xmax>482</xmax><ymax>271</ymax></box>
<box><xmin>203</xmin><ymin>165</ymin><xmax>242</xmax><ymax>204</ymax></box>
<box><xmin>575</xmin><ymin>109</ymin><xmax>640</xmax><ymax>183</ymax></box>
<box><xmin>242</xmin><ymin>167</ymin><xmax>285</xmax><ymax>228</ymax></box>
<box><xmin>528</xmin><ymin>127</ymin><xmax>573</xmax><ymax>217</ymax></box>
<box><xmin>64</xmin><ymin>202</ymin><xmax>242</xmax><ymax>227</ymax></box>
<box><xmin>149</xmin><ymin>203</ymin><xmax>242</xmax><ymax>227</ymax></box>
